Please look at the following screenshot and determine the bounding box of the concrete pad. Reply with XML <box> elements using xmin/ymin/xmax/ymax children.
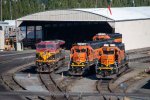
<box><xmin>14</xmin><ymin>73</ymin><xmax>48</xmax><ymax>92</ymax></box>
<box><xmin>68</xmin><ymin>78</ymin><xmax>97</xmax><ymax>93</ymax></box>
<box><xmin>127</xmin><ymin>76</ymin><xmax>150</xmax><ymax>93</ymax></box>
<box><xmin>113</xmin><ymin>62</ymin><xmax>150</xmax><ymax>88</ymax></box>
<box><xmin>114</xmin><ymin>70</ymin><xmax>141</xmax><ymax>86</ymax></box>
<box><xmin>68</xmin><ymin>77</ymin><xmax>100</xmax><ymax>100</ymax></box>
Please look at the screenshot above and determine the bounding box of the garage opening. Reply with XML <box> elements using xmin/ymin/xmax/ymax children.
<box><xmin>20</xmin><ymin>21</ymin><xmax>113</xmax><ymax>49</ymax></box>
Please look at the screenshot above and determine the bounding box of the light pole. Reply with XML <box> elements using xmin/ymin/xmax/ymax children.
<box><xmin>10</xmin><ymin>0</ymin><xmax>12</xmax><ymax>20</ymax></box>
<box><xmin>1</xmin><ymin>0</ymin><xmax>2</xmax><ymax>21</ymax></box>
<box><xmin>95</xmin><ymin>0</ymin><xmax>98</xmax><ymax>8</ymax></box>
<box><xmin>132</xmin><ymin>0</ymin><xmax>135</xmax><ymax>7</ymax></box>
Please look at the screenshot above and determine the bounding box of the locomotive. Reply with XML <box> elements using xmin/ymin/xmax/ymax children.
<box><xmin>36</xmin><ymin>40</ymin><xmax>65</xmax><ymax>72</ymax></box>
<box><xmin>68</xmin><ymin>40</ymin><xmax>111</xmax><ymax>76</ymax></box>
<box><xmin>95</xmin><ymin>43</ymin><xmax>128</xmax><ymax>78</ymax></box>
<box><xmin>93</xmin><ymin>33</ymin><xmax>122</xmax><ymax>43</ymax></box>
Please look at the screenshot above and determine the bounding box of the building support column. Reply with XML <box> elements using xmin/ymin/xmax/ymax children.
<box><xmin>25</xmin><ymin>26</ymin><xmax>27</xmax><ymax>40</ymax></box>
<box><xmin>34</xmin><ymin>26</ymin><xmax>36</xmax><ymax>43</ymax></box>
<box><xmin>42</xmin><ymin>25</ymin><xmax>45</xmax><ymax>41</ymax></box>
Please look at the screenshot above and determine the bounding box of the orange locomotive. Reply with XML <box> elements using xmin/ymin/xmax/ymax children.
<box><xmin>95</xmin><ymin>43</ymin><xmax>128</xmax><ymax>78</ymax></box>
<box><xmin>36</xmin><ymin>40</ymin><xmax>65</xmax><ymax>72</ymax></box>
<box><xmin>68</xmin><ymin>41</ymin><xmax>110</xmax><ymax>76</ymax></box>
<box><xmin>93</xmin><ymin>33</ymin><xmax>122</xmax><ymax>43</ymax></box>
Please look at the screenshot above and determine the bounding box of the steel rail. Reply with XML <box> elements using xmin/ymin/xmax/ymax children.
<box><xmin>39</xmin><ymin>62</ymin><xmax>69</xmax><ymax>100</ymax></box>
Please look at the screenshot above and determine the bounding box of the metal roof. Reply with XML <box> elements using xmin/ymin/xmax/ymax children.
<box><xmin>4</xmin><ymin>20</ymin><xmax>16</xmax><ymax>26</ymax></box>
<box><xmin>17</xmin><ymin>6</ymin><xmax>150</xmax><ymax>26</ymax></box>
<box><xmin>77</xmin><ymin>6</ymin><xmax>150</xmax><ymax>21</ymax></box>
<box><xmin>17</xmin><ymin>10</ymin><xmax>113</xmax><ymax>22</ymax></box>
<box><xmin>0</xmin><ymin>21</ymin><xmax>8</xmax><ymax>24</ymax></box>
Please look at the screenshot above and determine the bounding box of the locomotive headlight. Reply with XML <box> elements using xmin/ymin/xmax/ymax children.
<box><xmin>36</xmin><ymin>53</ymin><xmax>39</xmax><ymax>57</ymax></box>
<box><xmin>81</xmin><ymin>62</ymin><xmax>85</xmax><ymax>65</ymax></box>
<box><xmin>101</xmin><ymin>64</ymin><xmax>105</xmax><ymax>67</ymax></box>
<box><xmin>38</xmin><ymin>62</ymin><xmax>42</xmax><ymax>65</ymax></box>
<box><xmin>48</xmin><ymin>55</ymin><xmax>55</xmax><ymax>60</ymax></box>
<box><xmin>72</xmin><ymin>62</ymin><xmax>74</xmax><ymax>65</ymax></box>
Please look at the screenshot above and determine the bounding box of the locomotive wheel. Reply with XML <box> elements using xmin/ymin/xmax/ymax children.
<box><xmin>125</xmin><ymin>63</ymin><xmax>129</xmax><ymax>69</ymax></box>
<box><xmin>49</xmin><ymin>64</ymin><xmax>53</xmax><ymax>72</ymax></box>
<box><xmin>115</xmin><ymin>65</ymin><xmax>119</xmax><ymax>76</ymax></box>
<box><xmin>37</xmin><ymin>65</ymin><xmax>43</xmax><ymax>73</ymax></box>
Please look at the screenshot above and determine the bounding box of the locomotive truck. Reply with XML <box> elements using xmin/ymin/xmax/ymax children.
<box><xmin>36</xmin><ymin>40</ymin><xmax>65</xmax><ymax>72</ymax></box>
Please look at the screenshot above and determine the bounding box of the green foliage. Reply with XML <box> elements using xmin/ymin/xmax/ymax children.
<box><xmin>2</xmin><ymin>0</ymin><xmax>150</xmax><ymax>20</ymax></box>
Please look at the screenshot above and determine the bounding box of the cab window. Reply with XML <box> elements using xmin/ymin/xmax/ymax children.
<box><xmin>47</xmin><ymin>44</ymin><xmax>54</xmax><ymax>49</ymax></box>
<box><xmin>96</xmin><ymin>38</ymin><xmax>99</xmax><ymax>41</ymax></box>
<box><xmin>103</xmin><ymin>50</ymin><xmax>114</xmax><ymax>54</ymax></box>
<box><xmin>75</xmin><ymin>49</ymin><xmax>80</xmax><ymax>53</ymax></box>
<box><xmin>75</xmin><ymin>49</ymin><xmax>86</xmax><ymax>53</ymax></box>
<box><xmin>81</xmin><ymin>49</ymin><xmax>86</xmax><ymax>52</ymax></box>
<box><xmin>37</xmin><ymin>44</ymin><xmax>46</xmax><ymax>49</ymax></box>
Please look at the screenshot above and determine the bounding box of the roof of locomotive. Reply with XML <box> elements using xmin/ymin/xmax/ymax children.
<box><xmin>73</xmin><ymin>39</ymin><xmax>113</xmax><ymax>49</ymax></box>
<box><xmin>37</xmin><ymin>40</ymin><xmax>65</xmax><ymax>45</ymax></box>
<box><xmin>94</xmin><ymin>33</ymin><xmax>122</xmax><ymax>40</ymax></box>
<box><xmin>103</xmin><ymin>42</ymin><xmax>125</xmax><ymax>50</ymax></box>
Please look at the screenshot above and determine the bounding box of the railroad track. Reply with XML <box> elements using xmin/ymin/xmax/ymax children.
<box><xmin>96</xmin><ymin>79</ymin><xmax>120</xmax><ymax>100</ymax></box>
<box><xmin>0</xmin><ymin>73</ymin><xmax>45</xmax><ymax>100</ymax></box>
<box><xmin>96</xmin><ymin>66</ymin><xmax>134</xmax><ymax>100</ymax></box>
<box><xmin>1</xmin><ymin>48</ymin><xmax>150</xmax><ymax>100</ymax></box>
<box><xmin>0</xmin><ymin>52</ymin><xmax>35</xmax><ymax>64</ymax></box>
<box><xmin>39</xmin><ymin>64</ymin><xmax>69</xmax><ymax>100</ymax></box>
<box><xmin>0</xmin><ymin>74</ymin><xmax>25</xmax><ymax>91</ymax></box>
<box><xmin>126</xmin><ymin>48</ymin><xmax>150</xmax><ymax>55</ymax></box>
<box><xmin>0</xmin><ymin>61</ymin><xmax>47</xmax><ymax>100</ymax></box>
<box><xmin>129</xmin><ymin>55</ymin><xmax>150</xmax><ymax>62</ymax></box>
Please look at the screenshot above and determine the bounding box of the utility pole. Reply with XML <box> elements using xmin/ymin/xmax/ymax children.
<box><xmin>10</xmin><ymin>0</ymin><xmax>12</xmax><ymax>20</ymax></box>
<box><xmin>95</xmin><ymin>0</ymin><xmax>98</xmax><ymax>8</ymax></box>
<box><xmin>132</xmin><ymin>0</ymin><xmax>135</xmax><ymax>7</ymax></box>
<box><xmin>1</xmin><ymin>0</ymin><xmax>2</xmax><ymax>21</ymax></box>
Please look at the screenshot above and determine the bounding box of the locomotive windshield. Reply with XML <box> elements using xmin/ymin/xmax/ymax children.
<box><xmin>75</xmin><ymin>49</ymin><xmax>86</xmax><ymax>53</ymax></box>
<box><xmin>37</xmin><ymin>44</ymin><xmax>46</xmax><ymax>49</ymax></box>
<box><xmin>47</xmin><ymin>44</ymin><xmax>54</xmax><ymax>48</ymax></box>
<box><xmin>37</xmin><ymin>44</ymin><xmax>54</xmax><ymax>49</ymax></box>
<box><xmin>103</xmin><ymin>50</ymin><xmax>114</xmax><ymax>54</ymax></box>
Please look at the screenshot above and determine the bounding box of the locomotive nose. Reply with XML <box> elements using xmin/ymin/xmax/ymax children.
<box><xmin>101</xmin><ymin>55</ymin><xmax>115</xmax><ymax>66</ymax></box>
